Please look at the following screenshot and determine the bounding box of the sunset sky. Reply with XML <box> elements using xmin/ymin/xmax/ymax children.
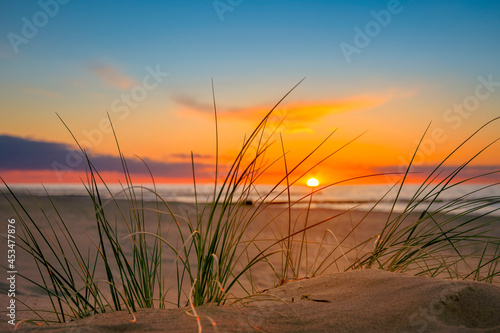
<box><xmin>1</xmin><ymin>0</ymin><xmax>499</xmax><ymax>185</ymax></box>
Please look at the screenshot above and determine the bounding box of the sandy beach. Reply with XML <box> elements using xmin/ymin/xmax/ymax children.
<box><xmin>1</xmin><ymin>195</ymin><xmax>499</xmax><ymax>332</ymax></box>
<box><xmin>3</xmin><ymin>270</ymin><xmax>500</xmax><ymax>332</ymax></box>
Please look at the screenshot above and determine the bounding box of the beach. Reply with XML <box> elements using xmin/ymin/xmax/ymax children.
<box><xmin>1</xmin><ymin>194</ymin><xmax>499</xmax><ymax>332</ymax></box>
<box><xmin>3</xmin><ymin>270</ymin><xmax>500</xmax><ymax>332</ymax></box>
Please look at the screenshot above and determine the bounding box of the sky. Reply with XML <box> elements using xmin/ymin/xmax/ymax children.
<box><xmin>1</xmin><ymin>0</ymin><xmax>499</xmax><ymax>186</ymax></box>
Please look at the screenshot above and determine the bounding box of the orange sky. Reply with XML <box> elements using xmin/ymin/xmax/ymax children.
<box><xmin>1</xmin><ymin>2</ymin><xmax>500</xmax><ymax>186</ymax></box>
<box><xmin>2</xmin><ymin>88</ymin><xmax>499</xmax><ymax>187</ymax></box>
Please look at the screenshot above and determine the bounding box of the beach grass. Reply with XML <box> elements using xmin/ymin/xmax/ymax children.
<box><xmin>352</xmin><ymin>120</ymin><xmax>500</xmax><ymax>282</ymax></box>
<box><xmin>1</xmin><ymin>84</ymin><xmax>499</xmax><ymax>325</ymax></box>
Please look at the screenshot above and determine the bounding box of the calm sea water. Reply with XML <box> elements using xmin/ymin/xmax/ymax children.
<box><xmin>3</xmin><ymin>183</ymin><xmax>500</xmax><ymax>217</ymax></box>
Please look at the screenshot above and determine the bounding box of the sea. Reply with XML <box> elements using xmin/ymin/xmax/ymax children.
<box><xmin>3</xmin><ymin>182</ymin><xmax>500</xmax><ymax>217</ymax></box>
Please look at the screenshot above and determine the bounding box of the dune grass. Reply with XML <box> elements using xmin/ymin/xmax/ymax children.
<box><xmin>351</xmin><ymin>120</ymin><xmax>500</xmax><ymax>282</ymax></box>
<box><xmin>1</xmin><ymin>123</ymin><xmax>168</xmax><ymax>322</ymax></box>
<box><xmin>1</xmin><ymin>83</ymin><xmax>499</xmax><ymax>325</ymax></box>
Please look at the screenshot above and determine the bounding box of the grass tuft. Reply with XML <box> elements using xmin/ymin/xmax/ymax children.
<box><xmin>351</xmin><ymin>119</ymin><xmax>500</xmax><ymax>282</ymax></box>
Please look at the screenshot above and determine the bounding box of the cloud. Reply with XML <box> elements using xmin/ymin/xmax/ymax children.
<box><xmin>22</xmin><ymin>86</ymin><xmax>63</xmax><ymax>99</ymax></box>
<box><xmin>375</xmin><ymin>164</ymin><xmax>500</xmax><ymax>183</ymax></box>
<box><xmin>0</xmin><ymin>136</ymin><xmax>70</xmax><ymax>170</ymax></box>
<box><xmin>170</xmin><ymin>153</ymin><xmax>214</xmax><ymax>160</ymax></box>
<box><xmin>174</xmin><ymin>90</ymin><xmax>415</xmax><ymax>133</ymax></box>
<box><xmin>0</xmin><ymin>135</ymin><xmax>212</xmax><ymax>179</ymax></box>
<box><xmin>89</xmin><ymin>63</ymin><xmax>136</xmax><ymax>90</ymax></box>
<box><xmin>172</xmin><ymin>96</ymin><xmax>214</xmax><ymax>113</ymax></box>
<box><xmin>270</xmin><ymin>96</ymin><xmax>390</xmax><ymax>123</ymax></box>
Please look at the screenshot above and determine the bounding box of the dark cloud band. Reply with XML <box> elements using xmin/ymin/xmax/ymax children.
<box><xmin>0</xmin><ymin>135</ymin><xmax>212</xmax><ymax>179</ymax></box>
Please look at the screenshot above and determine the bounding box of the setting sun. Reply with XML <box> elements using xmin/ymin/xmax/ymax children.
<box><xmin>307</xmin><ymin>178</ymin><xmax>319</xmax><ymax>187</ymax></box>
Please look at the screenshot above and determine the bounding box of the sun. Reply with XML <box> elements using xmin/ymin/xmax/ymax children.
<box><xmin>306</xmin><ymin>178</ymin><xmax>319</xmax><ymax>187</ymax></box>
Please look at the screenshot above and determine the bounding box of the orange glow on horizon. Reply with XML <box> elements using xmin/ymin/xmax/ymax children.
<box><xmin>2</xmin><ymin>165</ymin><xmax>499</xmax><ymax>186</ymax></box>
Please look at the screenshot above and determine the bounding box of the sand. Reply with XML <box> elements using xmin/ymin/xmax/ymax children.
<box><xmin>1</xmin><ymin>195</ymin><xmax>499</xmax><ymax>332</ymax></box>
<box><xmin>3</xmin><ymin>270</ymin><xmax>500</xmax><ymax>332</ymax></box>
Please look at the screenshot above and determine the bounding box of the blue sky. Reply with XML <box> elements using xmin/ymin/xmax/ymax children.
<box><xmin>1</xmin><ymin>0</ymin><xmax>499</xmax><ymax>184</ymax></box>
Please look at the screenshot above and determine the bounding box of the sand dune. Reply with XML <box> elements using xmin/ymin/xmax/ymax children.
<box><xmin>5</xmin><ymin>269</ymin><xmax>499</xmax><ymax>332</ymax></box>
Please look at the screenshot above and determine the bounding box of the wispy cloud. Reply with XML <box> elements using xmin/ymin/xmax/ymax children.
<box><xmin>170</xmin><ymin>153</ymin><xmax>214</xmax><ymax>160</ymax></box>
<box><xmin>89</xmin><ymin>63</ymin><xmax>136</xmax><ymax>90</ymax></box>
<box><xmin>172</xmin><ymin>95</ymin><xmax>215</xmax><ymax>113</ymax></box>
<box><xmin>375</xmin><ymin>164</ymin><xmax>500</xmax><ymax>183</ymax></box>
<box><xmin>174</xmin><ymin>90</ymin><xmax>416</xmax><ymax>133</ymax></box>
<box><xmin>22</xmin><ymin>86</ymin><xmax>63</xmax><ymax>99</ymax></box>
